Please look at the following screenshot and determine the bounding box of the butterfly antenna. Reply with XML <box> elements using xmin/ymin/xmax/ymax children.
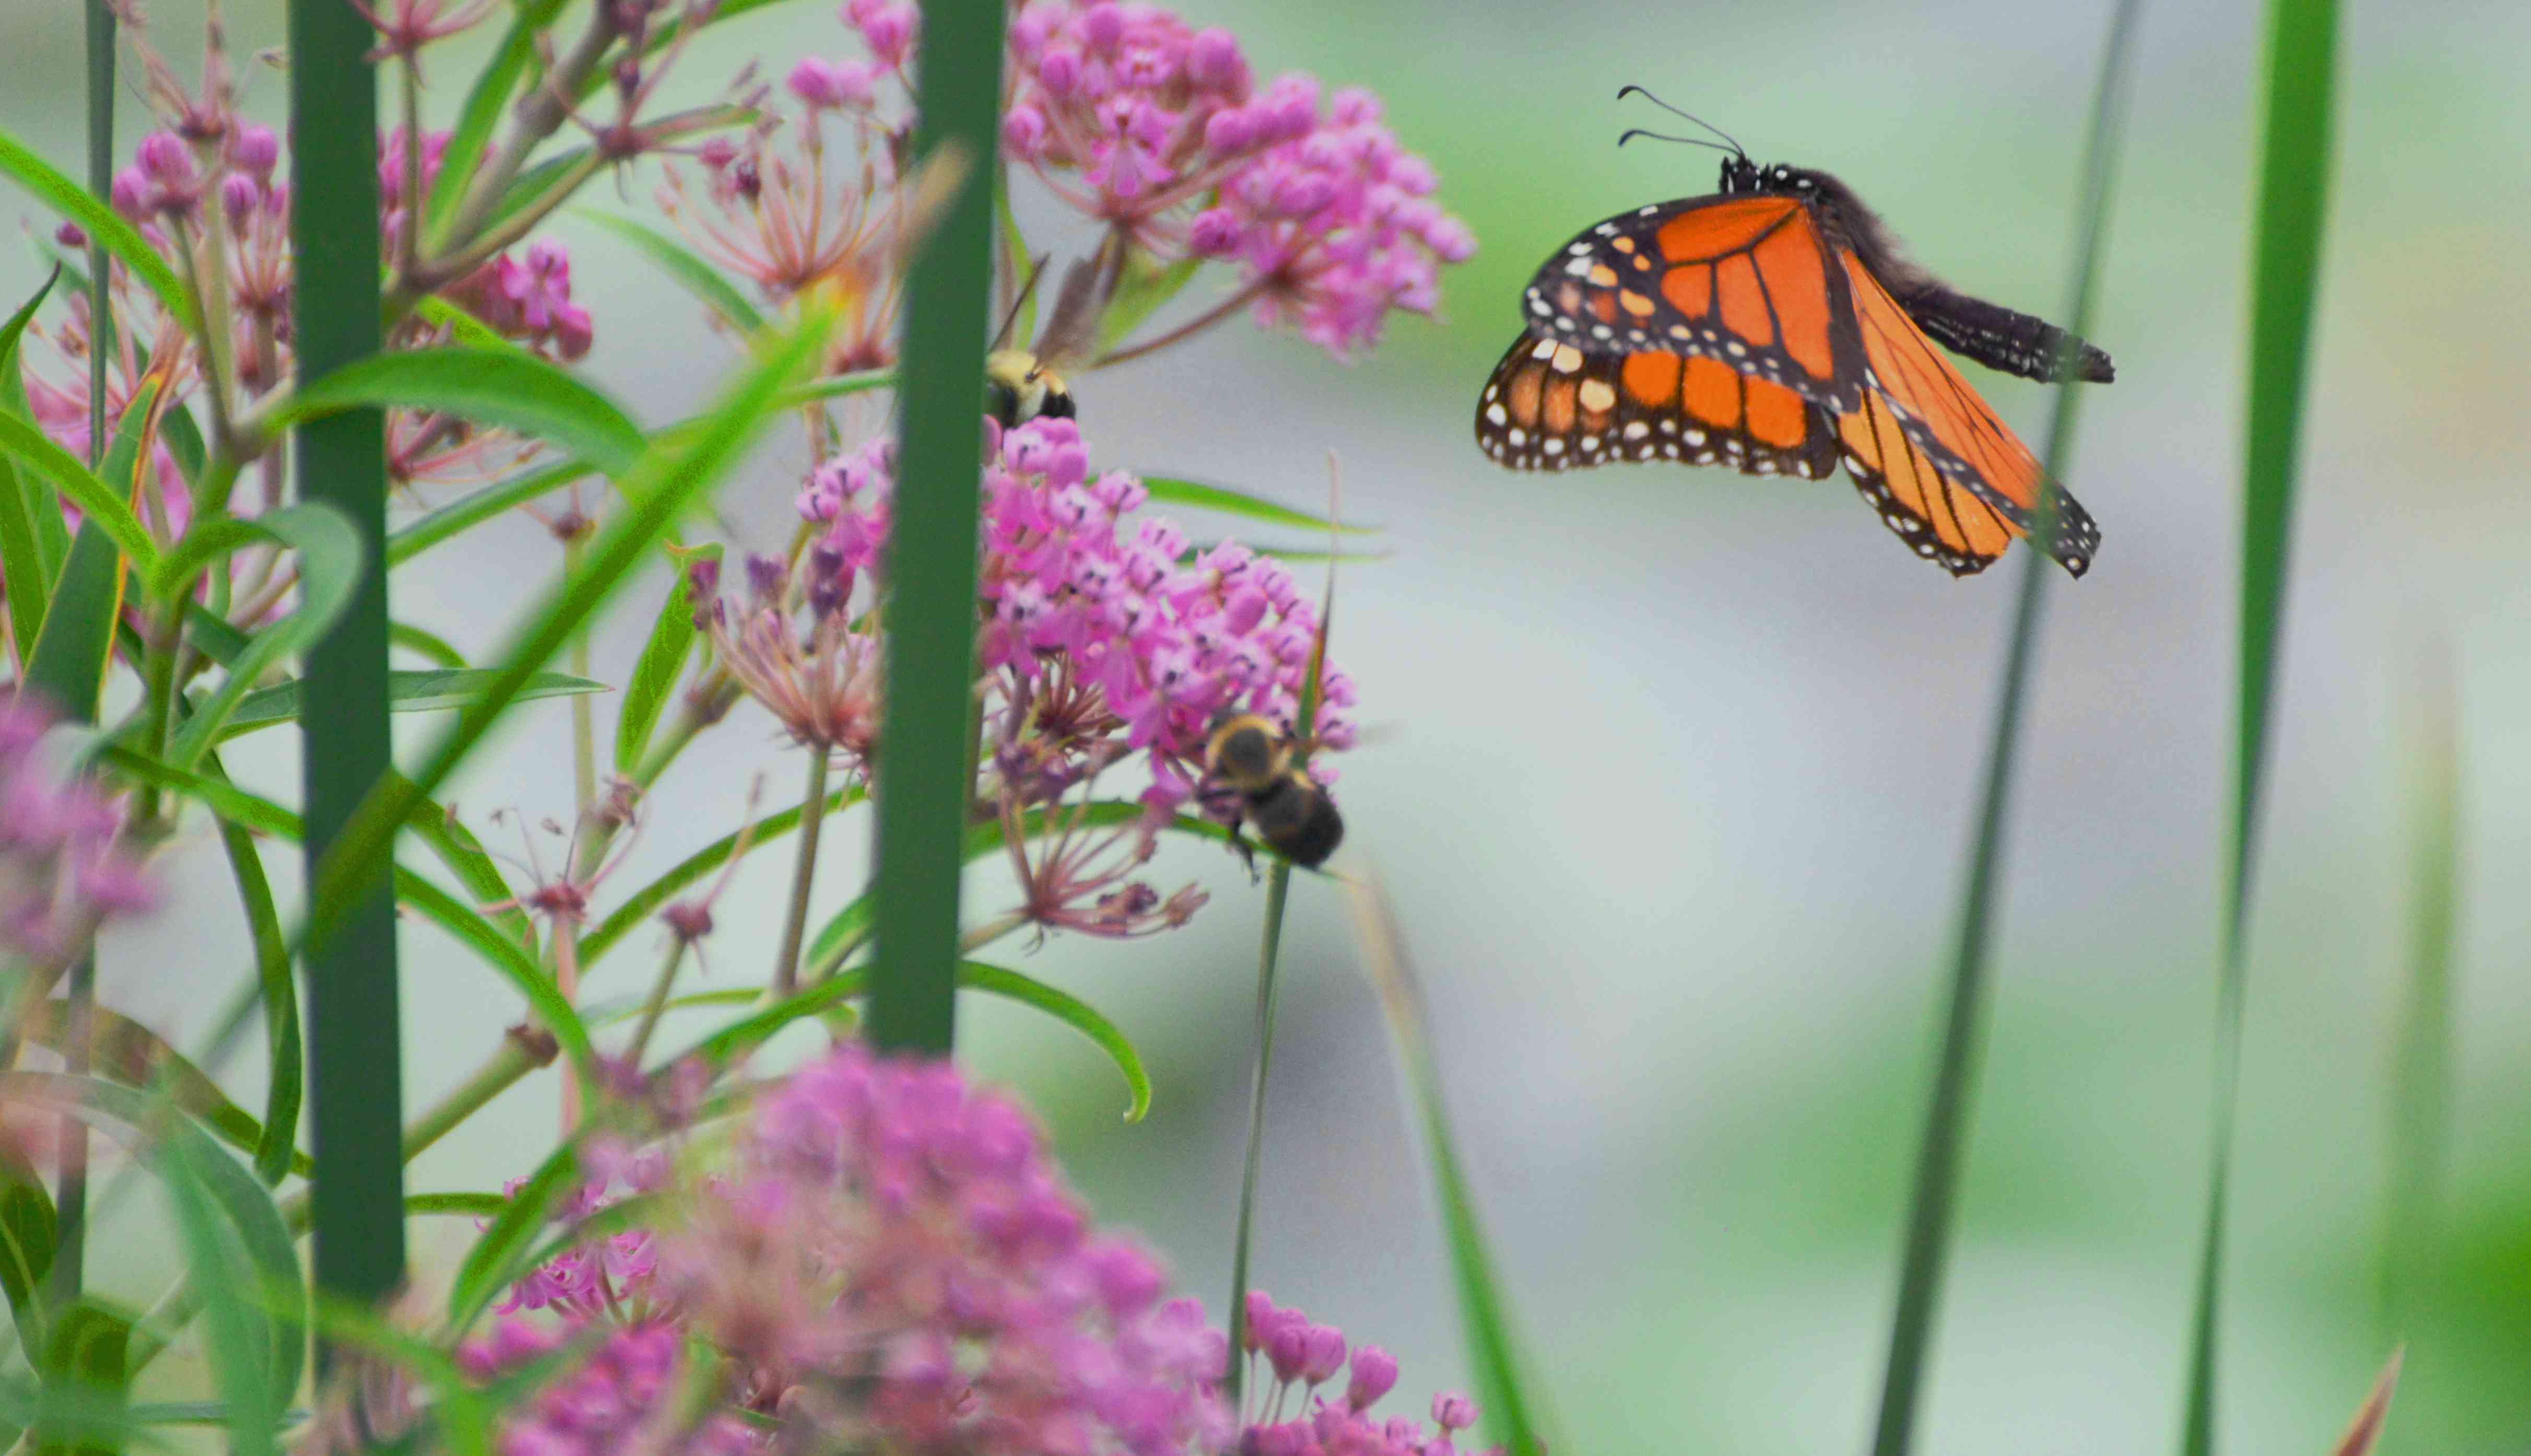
<box><xmin>1617</xmin><ymin>128</ymin><xmax>1734</xmax><ymax>155</ymax></box>
<box><xmin>1615</xmin><ymin>85</ymin><xmax>1747</xmax><ymax>159</ymax></box>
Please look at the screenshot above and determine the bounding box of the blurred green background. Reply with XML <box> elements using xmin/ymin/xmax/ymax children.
<box><xmin>6</xmin><ymin>1</ymin><xmax>2530</xmax><ymax>1452</ymax></box>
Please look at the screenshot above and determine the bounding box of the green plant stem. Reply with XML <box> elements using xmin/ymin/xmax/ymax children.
<box><xmin>288</xmin><ymin>0</ymin><xmax>406</xmax><ymax>1317</ymax></box>
<box><xmin>50</xmin><ymin>0</ymin><xmax>117</xmax><ymax>1321</ymax></box>
<box><xmin>771</xmin><ymin>748</ymin><xmax>833</xmax><ymax>996</ymax></box>
<box><xmin>1222</xmin><ymin>861</ymin><xmax>1293</xmax><ymax>1411</ymax></box>
<box><xmin>567</xmin><ymin>531</ymin><xmax>597</xmax><ymax>817</ymax></box>
<box><xmin>867</xmin><ymin>0</ymin><xmax>1000</xmax><ymax>1057</ymax></box>
<box><xmin>1864</xmin><ymin>7</ymin><xmax>2137</xmax><ymax>1455</ymax></box>
<box><xmin>426</xmin><ymin>7</ymin><xmax>620</xmax><ymax>268</ymax></box>
<box><xmin>2383</xmin><ymin>642</ymin><xmax>2457</xmax><ymax>1333</ymax></box>
<box><xmin>626</xmin><ymin>939</ymin><xmax>691</xmax><ymax>1069</ymax></box>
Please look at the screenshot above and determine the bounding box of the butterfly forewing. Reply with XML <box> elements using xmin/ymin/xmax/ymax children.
<box><xmin>1520</xmin><ymin>195</ymin><xmax>1866</xmax><ymax>414</ymax></box>
<box><xmin>1476</xmin><ymin>332</ymin><xmax>1838</xmax><ymax>479</ymax></box>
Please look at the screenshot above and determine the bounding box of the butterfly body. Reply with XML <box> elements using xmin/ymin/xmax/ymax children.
<box><xmin>1478</xmin><ymin>155</ymin><xmax>2112</xmax><ymax>577</ymax></box>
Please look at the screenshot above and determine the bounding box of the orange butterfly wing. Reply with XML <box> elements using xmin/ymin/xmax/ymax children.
<box><xmin>1836</xmin><ymin>253</ymin><xmax>2100</xmax><ymax>576</ymax></box>
<box><xmin>1476</xmin><ymin>333</ymin><xmax>1837</xmax><ymax>479</ymax></box>
<box><xmin>1521</xmin><ymin>195</ymin><xmax>1865</xmax><ymax>412</ymax></box>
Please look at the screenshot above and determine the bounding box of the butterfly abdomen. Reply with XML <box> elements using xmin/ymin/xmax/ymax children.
<box><xmin>1894</xmin><ymin>285</ymin><xmax>2115</xmax><ymax>384</ymax></box>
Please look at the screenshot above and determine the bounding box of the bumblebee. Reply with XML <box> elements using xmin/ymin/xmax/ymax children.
<box><xmin>985</xmin><ymin>348</ymin><xmax>1076</xmax><ymax>429</ymax></box>
<box><xmin>1200</xmin><ymin>711</ymin><xmax>1345</xmax><ymax>870</ymax></box>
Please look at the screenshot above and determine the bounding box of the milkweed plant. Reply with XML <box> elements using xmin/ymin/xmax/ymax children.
<box><xmin>0</xmin><ymin>0</ymin><xmax>1493</xmax><ymax>1450</ymax></box>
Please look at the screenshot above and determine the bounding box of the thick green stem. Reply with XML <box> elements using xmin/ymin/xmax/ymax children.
<box><xmin>772</xmin><ymin>748</ymin><xmax>833</xmax><ymax>995</ymax></box>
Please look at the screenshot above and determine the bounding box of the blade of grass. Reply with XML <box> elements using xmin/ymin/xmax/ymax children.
<box><xmin>1138</xmin><ymin>476</ymin><xmax>1378</xmax><ymax>536</ymax></box>
<box><xmin>389</xmin><ymin>620</ymin><xmax>469</xmax><ymax>668</ymax></box>
<box><xmin>290</xmin><ymin>0</ymin><xmax>405</xmax><ymax>1316</ymax></box>
<box><xmin>614</xmin><ymin>548</ymin><xmax>712</xmax><ymax>773</ymax></box>
<box><xmin>0</xmin><ymin>266</ymin><xmax>63</xmax><ymax>666</ymax></box>
<box><xmin>159</xmin><ymin>504</ymin><xmax>363</xmax><ymax>770</ymax></box>
<box><xmin>265</xmin><ymin>345</ymin><xmax>645</xmax><ymax>478</ymax></box>
<box><xmin>0</xmin><ymin>411</ymin><xmax>161</xmax><ymax>575</ymax></box>
<box><xmin>214</xmin><ymin>668</ymin><xmax>606</xmax><ymax>743</ymax></box>
<box><xmin>2382</xmin><ymin>640</ymin><xmax>2457</xmax><ymax>1332</ymax></box>
<box><xmin>574</xmin><ymin>210</ymin><xmax>768</xmax><ymax>335</ymax></box>
<box><xmin>581</xmin><ymin>784</ymin><xmax>865</xmax><ymax>969</ymax></box>
<box><xmin>2177</xmin><ymin>0</ymin><xmax>2337</xmax><ymax>1450</ymax></box>
<box><xmin>1344</xmin><ymin>870</ymin><xmax>1551</xmax><ymax>1456</ymax></box>
<box><xmin>0</xmin><ymin>129</ymin><xmax>193</xmax><ymax>326</ymax></box>
<box><xmin>204</xmin><ymin>788</ymin><xmax>304</xmax><ymax>1188</ymax></box>
<box><xmin>386</xmin><ymin>457</ymin><xmax>590</xmax><ymax>564</ymax></box>
<box><xmin>1863</xmin><ymin>9</ymin><xmax>2139</xmax><ymax>1455</ymax></box>
<box><xmin>867</xmin><ymin>0</ymin><xmax>1000</xmax><ymax>1056</ymax></box>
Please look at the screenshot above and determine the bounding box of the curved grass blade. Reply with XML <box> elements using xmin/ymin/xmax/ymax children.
<box><xmin>23</xmin><ymin>523</ymin><xmax>126</xmax><ymax>724</ymax></box>
<box><xmin>419</xmin><ymin>0</ymin><xmax>569</xmax><ymax>246</ymax></box>
<box><xmin>2382</xmin><ymin>643</ymin><xmax>2457</xmax><ymax>1331</ymax></box>
<box><xmin>214</xmin><ymin>668</ymin><xmax>607</xmax><ymax>743</ymax></box>
<box><xmin>1139</xmin><ymin>476</ymin><xmax>1379</xmax><ymax>536</ymax></box>
<box><xmin>389</xmin><ymin>620</ymin><xmax>468</xmax><ymax>668</ymax></box>
<box><xmin>303</xmin><ymin>309</ymin><xmax>834</xmax><ymax>961</ymax></box>
<box><xmin>446</xmin><ymin>1142</ymin><xmax>580</xmax><ymax>1329</ymax></box>
<box><xmin>156</xmin><ymin>1133</ymin><xmax>277</xmax><ymax>1456</ymax></box>
<box><xmin>406</xmin><ymin>1192</ymin><xmax>509</xmax><ymax>1218</ymax></box>
<box><xmin>2180</xmin><ymin>0</ymin><xmax>2340</xmax><ymax>1449</ymax></box>
<box><xmin>615</xmin><ymin>548</ymin><xmax>713</xmax><ymax>773</ymax></box>
<box><xmin>580</xmin><ymin>784</ymin><xmax>865</xmax><ymax>970</ymax></box>
<box><xmin>267</xmin><ymin>345</ymin><xmax>645</xmax><ymax>477</ymax></box>
<box><xmin>575</xmin><ymin>210</ymin><xmax>767</xmax><ymax>335</ymax></box>
<box><xmin>1863</xmin><ymin>10</ymin><xmax>2139</xmax><ymax>1456</ymax></box>
<box><xmin>0</xmin><ymin>129</ymin><xmax>192</xmax><ymax>325</ymax></box>
<box><xmin>33</xmin><ymin>1299</ymin><xmax>132</xmax><ymax>1456</ymax></box>
<box><xmin>0</xmin><ymin>1156</ymin><xmax>57</xmax><ymax>1357</ymax></box>
<box><xmin>204</xmin><ymin>768</ymin><xmax>303</xmax><ymax>1186</ymax></box>
<box><xmin>10</xmin><ymin>998</ymin><xmax>310</xmax><ymax>1181</ymax></box>
<box><xmin>159</xmin><ymin>504</ymin><xmax>363</xmax><ymax>770</ymax></box>
<box><xmin>0</xmin><ymin>409</ymin><xmax>159</xmax><ymax>573</ymax></box>
<box><xmin>387</xmin><ymin>457</ymin><xmax>590</xmax><ymax>565</ymax></box>
<box><xmin>0</xmin><ymin>266</ymin><xmax>64</xmax><ymax>664</ymax></box>
<box><xmin>1344</xmin><ymin>872</ymin><xmax>1550</xmax><ymax>1456</ymax></box>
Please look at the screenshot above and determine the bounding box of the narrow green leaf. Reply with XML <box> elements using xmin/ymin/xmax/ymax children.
<box><xmin>206</xmin><ymin>762</ymin><xmax>303</xmax><ymax>1188</ymax></box>
<box><xmin>290</xmin><ymin>1287</ymin><xmax>492</xmax><ymax>1456</ymax></box>
<box><xmin>0</xmin><ymin>266</ymin><xmax>63</xmax><ymax>665</ymax></box>
<box><xmin>399</xmin><ymin>782</ymin><xmax>531</xmax><ymax>953</ymax></box>
<box><xmin>33</xmin><ymin>1301</ymin><xmax>129</xmax><ymax>1456</ymax></box>
<box><xmin>267</xmin><ymin>346</ymin><xmax>645</xmax><ymax>477</ymax></box>
<box><xmin>388</xmin><ymin>457</ymin><xmax>590</xmax><ymax>565</ymax></box>
<box><xmin>2180</xmin><ymin>1</ymin><xmax>2338</xmax><ymax>1451</ymax></box>
<box><xmin>157</xmin><ymin>1133</ymin><xmax>278</xmax><ymax>1456</ymax></box>
<box><xmin>446</xmin><ymin>1144</ymin><xmax>580</xmax><ymax>1329</ymax></box>
<box><xmin>576</xmin><ymin>210</ymin><xmax>767</xmax><ymax>334</ymax></box>
<box><xmin>1346</xmin><ymin>878</ymin><xmax>1552</xmax><ymax>1456</ymax></box>
<box><xmin>1864</xmin><ymin>10</ymin><xmax>2139</xmax><ymax>1456</ymax></box>
<box><xmin>0</xmin><ymin>410</ymin><xmax>159</xmax><ymax>573</ymax></box>
<box><xmin>154</xmin><ymin>404</ymin><xmax>204</xmax><ymax>489</ymax></box>
<box><xmin>306</xmin><ymin>309</ymin><xmax>835</xmax><ymax>962</ymax></box>
<box><xmin>405</xmin><ymin>1192</ymin><xmax>509</xmax><ymax>1218</ymax></box>
<box><xmin>420</xmin><ymin>0</ymin><xmax>570</xmax><ymax>245</ymax></box>
<box><xmin>389</xmin><ymin>619</ymin><xmax>469</xmax><ymax>668</ymax></box>
<box><xmin>2382</xmin><ymin>645</ymin><xmax>2457</xmax><ymax>1330</ymax></box>
<box><xmin>217</xmin><ymin>668</ymin><xmax>608</xmax><ymax>741</ymax></box>
<box><xmin>411</xmin><ymin>294</ymin><xmax>534</xmax><ymax>356</ymax></box>
<box><xmin>580</xmin><ymin>783</ymin><xmax>865</xmax><ymax>970</ymax></box>
<box><xmin>23</xmin><ymin>523</ymin><xmax>125</xmax><ymax>724</ymax></box>
<box><xmin>0</xmin><ymin>1157</ymin><xmax>56</xmax><ymax>1358</ymax></box>
<box><xmin>1138</xmin><ymin>476</ymin><xmax>1378</xmax><ymax>536</ymax></box>
<box><xmin>1093</xmin><ymin>251</ymin><xmax>1200</xmax><ymax>357</ymax></box>
<box><xmin>0</xmin><ymin>129</ymin><xmax>193</xmax><ymax>325</ymax></box>
<box><xmin>957</xmin><ymin>963</ymin><xmax>1151</xmax><ymax>1121</ymax></box>
<box><xmin>10</xmin><ymin>999</ymin><xmax>311</xmax><ymax>1182</ymax></box>
<box><xmin>160</xmin><ymin>503</ymin><xmax>364</xmax><ymax>769</ymax></box>
<box><xmin>0</xmin><ymin>1075</ymin><xmax>304</xmax><ymax>1421</ymax></box>
<box><xmin>615</xmin><ymin>548</ymin><xmax>712</xmax><ymax>772</ymax></box>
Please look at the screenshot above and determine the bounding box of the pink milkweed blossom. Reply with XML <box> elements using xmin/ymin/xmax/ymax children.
<box><xmin>0</xmin><ymin>694</ymin><xmax>155</xmax><ymax>972</ymax></box>
<box><xmin>1236</xmin><ymin>1294</ymin><xmax>1502</xmax><ymax>1456</ymax></box>
<box><xmin>458</xmin><ymin>1317</ymin><xmax>761</xmax><ymax>1456</ymax></box>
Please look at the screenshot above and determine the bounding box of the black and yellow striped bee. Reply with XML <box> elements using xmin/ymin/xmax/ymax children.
<box><xmin>985</xmin><ymin>255</ymin><xmax>1098</xmax><ymax>428</ymax></box>
<box><xmin>985</xmin><ymin>348</ymin><xmax>1076</xmax><ymax>429</ymax></box>
<box><xmin>1200</xmin><ymin>711</ymin><xmax>1344</xmax><ymax>870</ymax></box>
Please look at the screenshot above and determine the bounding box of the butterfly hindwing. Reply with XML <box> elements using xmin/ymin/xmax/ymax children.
<box><xmin>1519</xmin><ymin>195</ymin><xmax>1866</xmax><ymax>414</ymax></box>
<box><xmin>1476</xmin><ymin>332</ymin><xmax>1838</xmax><ymax>480</ymax></box>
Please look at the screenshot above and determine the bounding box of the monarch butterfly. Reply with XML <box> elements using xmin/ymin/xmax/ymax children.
<box><xmin>1474</xmin><ymin>92</ymin><xmax>2114</xmax><ymax>578</ymax></box>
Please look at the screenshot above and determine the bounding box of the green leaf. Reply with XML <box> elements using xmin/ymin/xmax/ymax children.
<box><xmin>0</xmin><ymin>407</ymin><xmax>160</xmax><ymax>574</ymax></box>
<box><xmin>159</xmin><ymin>503</ymin><xmax>364</xmax><ymax>770</ymax></box>
<box><xmin>291</xmin><ymin>1287</ymin><xmax>493</xmax><ymax>1456</ymax></box>
<box><xmin>580</xmin><ymin>782</ymin><xmax>865</xmax><ymax>970</ymax></box>
<box><xmin>0</xmin><ymin>266</ymin><xmax>63</xmax><ymax>666</ymax></box>
<box><xmin>387</xmin><ymin>456</ymin><xmax>591</xmax><ymax>565</ymax></box>
<box><xmin>2181</xmin><ymin>0</ymin><xmax>2338</xmax><ymax>1451</ymax></box>
<box><xmin>410</xmin><ymin>293</ymin><xmax>534</xmax><ymax>356</ymax></box>
<box><xmin>267</xmin><ymin>346</ymin><xmax>646</xmax><ymax>478</ymax></box>
<box><xmin>398</xmin><ymin>780</ymin><xmax>531</xmax><ymax>953</ymax></box>
<box><xmin>389</xmin><ymin>619</ymin><xmax>469</xmax><ymax>669</ymax></box>
<box><xmin>0</xmin><ymin>128</ymin><xmax>192</xmax><ymax>326</ymax></box>
<box><xmin>216</xmin><ymin>668</ymin><xmax>608</xmax><ymax>741</ymax></box>
<box><xmin>205</xmin><ymin>760</ymin><xmax>303</xmax><ymax>1187</ymax></box>
<box><xmin>1137</xmin><ymin>476</ymin><xmax>1379</xmax><ymax>537</ymax></box>
<box><xmin>0</xmin><ymin>1155</ymin><xmax>56</xmax><ymax>1358</ymax></box>
<box><xmin>23</xmin><ymin>522</ymin><xmax>125</xmax><ymax>724</ymax></box>
<box><xmin>446</xmin><ymin>1143</ymin><xmax>580</xmax><ymax>1329</ymax></box>
<box><xmin>405</xmin><ymin>1191</ymin><xmax>509</xmax><ymax>1218</ymax></box>
<box><xmin>10</xmin><ymin>998</ymin><xmax>311</xmax><ymax>1182</ymax></box>
<box><xmin>156</xmin><ymin>1133</ymin><xmax>278</xmax><ymax>1456</ymax></box>
<box><xmin>956</xmin><ymin>964</ymin><xmax>1151</xmax><ymax>1121</ymax></box>
<box><xmin>614</xmin><ymin>546</ymin><xmax>713</xmax><ymax>773</ymax></box>
<box><xmin>2382</xmin><ymin>647</ymin><xmax>2457</xmax><ymax>1327</ymax></box>
<box><xmin>576</xmin><ymin>210</ymin><xmax>767</xmax><ymax>334</ymax></box>
<box><xmin>305</xmin><ymin>309</ymin><xmax>836</xmax><ymax>963</ymax></box>
<box><xmin>1347</xmin><ymin>880</ymin><xmax>1552</xmax><ymax>1456</ymax></box>
<box><xmin>420</xmin><ymin>0</ymin><xmax>571</xmax><ymax>247</ymax></box>
<box><xmin>0</xmin><ymin>1074</ymin><xmax>303</xmax><ymax>1429</ymax></box>
<box><xmin>33</xmin><ymin>1301</ymin><xmax>129</xmax><ymax>1456</ymax></box>
<box><xmin>1093</xmin><ymin>250</ymin><xmax>1200</xmax><ymax>358</ymax></box>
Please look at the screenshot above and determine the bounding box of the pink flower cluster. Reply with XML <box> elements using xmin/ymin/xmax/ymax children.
<box><xmin>793</xmin><ymin>417</ymin><xmax>1357</xmax><ymax>810</ymax></box>
<box><xmin>1237</xmin><ymin>1295</ymin><xmax>1496</xmax><ymax>1456</ymax></box>
<box><xmin>459</xmin><ymin>1318</ymin><xmax>759</xmax><ymax>1456</ymax></box>
<box><xmin>497</xmin><ymin>1149</ymin><xmax>665</xmax><ymax>1320</ymax></box>
<box><xmin>0</xmin><ymin>695</ymin><xmax>154</xmax><ymax>971</ymax></box>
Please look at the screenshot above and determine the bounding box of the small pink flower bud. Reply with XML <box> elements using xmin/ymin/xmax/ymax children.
<box><xmin>219</xmin><ymin>174</ymin><xmax>261</xmax><ymax>232</ymax></box>
<box><xmin>1345</xmin><ymin>1345</ymin><xmax>1398</xmax><ymax>1410</ymax></box>
<box><xmin>230</xmin><ymin>123</ymin><xmax>279</xmax><ymax>175</ymax></box>
<box><xmin>136</xmin><ymin>132</ymin><xmax>195</xmax><ymax>186</ymax></box>
<box><xmin>1188</xmin><ymin>206</ymin><xmax>1244</xmax><ymax>256</ymax></box>
<box><xmin>1185</xmin><ymin>28</ymin><xmax>1245</xmax><ymax>90</ymax></box>
<box><xmin>1300</xmin><ymin>1323</ymin><xmax>1347</xmax><ymax>1384</ymax></box>
<box><xmin>109</xmin><ymin>168</ymin><xmax>150</xmax><ymax>219</ymax></box>
<box><xmin>1433</xmin><ymin>1392</ymin><xmax>1478</xmax><ymax>1431</ymax></box>
<box><xmin>52</xmin><ymin>221</ymin><xmax>85</xmax><ymax>248</ymax></box>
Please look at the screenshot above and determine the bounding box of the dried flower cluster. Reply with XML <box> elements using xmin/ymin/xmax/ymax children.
<box><xmin>0</xmin><ymin>695</ymin><xmax>154</xmax><ymax>973</ymax></box>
